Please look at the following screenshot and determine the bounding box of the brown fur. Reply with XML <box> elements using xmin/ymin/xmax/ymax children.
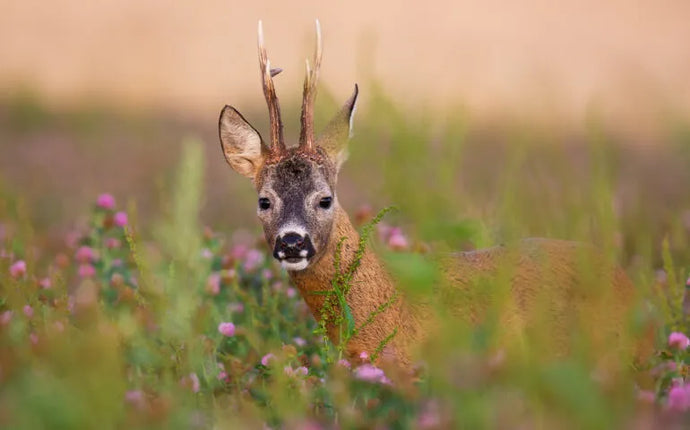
<box><xmin>289</xmin><ymin>207</ymin><xmax>644</xmax><ymax>369</ymax></box>
<box><xmin>439</xmin><ymin>239</ymin><xmax>641</xmax><ymax>361</ymax></box>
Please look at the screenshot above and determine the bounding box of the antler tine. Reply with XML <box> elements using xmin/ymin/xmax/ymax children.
<box><xmin>299</xmin><ymin>19</ymin><xmax>323</xmax><ymax>151</ymax></box>
<box><xmin>257</xmin><ymin>21</ymin><xmax>286</xmax><ymax>155</ymax></box>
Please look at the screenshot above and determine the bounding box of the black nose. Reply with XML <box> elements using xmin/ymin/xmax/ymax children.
<box><xmin>280</xmin><ymin>233</ymin><xmax>305</xmax><ymax>251</ymax></box>
<box><xmin>273</xmin><ymin>233</ymin><xmax>315</xmax><ymax>261</ymax></box>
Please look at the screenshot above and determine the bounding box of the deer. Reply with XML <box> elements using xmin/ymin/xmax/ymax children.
<box><xmin>218</xmin><ymin>21</ymin><xmax>650</xmax><ymax>372</ymax></box>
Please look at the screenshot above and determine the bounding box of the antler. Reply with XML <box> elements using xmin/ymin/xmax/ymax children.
<box><xmin>258</xmin><ymin>21</ymin><xmax>286</xmax><ymax>155</ymax></box>
<box><xmin>299</xmin><ymin>20</ymin><xmax>323</xmax><ymax>151</ymax></box>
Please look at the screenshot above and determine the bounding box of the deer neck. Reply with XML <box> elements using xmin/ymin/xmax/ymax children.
<box><xmin>288</xmin><ymin>205</ymin><xmax>420</xmax><ymax>365</ymax></box>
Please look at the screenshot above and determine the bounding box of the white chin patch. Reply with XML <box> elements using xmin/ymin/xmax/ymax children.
<box><xmin>280</xmin><ymin>258</ymin><xmax>309</xmax><ymax>271</ymax></box>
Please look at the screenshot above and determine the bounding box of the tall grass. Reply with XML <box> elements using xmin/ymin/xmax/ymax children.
<box><xmin>0</xmin><ymin>91</ymin><xmax>689</xmax><ymax>428</ymax></box>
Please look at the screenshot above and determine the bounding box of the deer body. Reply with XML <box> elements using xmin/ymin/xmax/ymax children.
<box><xmin>219</xmin><ymin>21</ymin><xmax>641</xmax><ymax>368</ymax></box>
<box><xmin>288</xmin><ymin>204</ymin><xmax>637</xmax><ymax>366</ymax></box>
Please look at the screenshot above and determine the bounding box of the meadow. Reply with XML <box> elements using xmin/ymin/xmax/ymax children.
<box><xmin>1</xmin><ymin>87</ymin><xmax>690</xmax><ymax>429</ymax></box>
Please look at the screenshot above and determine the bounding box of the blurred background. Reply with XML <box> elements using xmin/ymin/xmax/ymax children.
<box><xmin>1</xmin><ymin>0</ymin><xmax>689</xmax><ymax>259</ymax></box>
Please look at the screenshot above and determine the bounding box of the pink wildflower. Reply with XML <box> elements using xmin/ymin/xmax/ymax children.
<box><xmin>377</xmin><ymin>223</ymin><xmax>393</xmax><ymax>242</ymax></box>
<box><xmin>206</xmin><ymin>273</ymin><xmax>221</xmax><ymax>296</ymax></box>
<box><xmin>637</xmin><ymin>390</ymin><xmax>656</xmax><ymax>404</ymax></box>
<box><xmin>292</xmin><ymin>420</ymin><xmax>325</xmax><ymax>430</ymax></box>
<box><xmin>39</xmin><ymin>277</ymin><xmax>51</xmax><ymax>289</ymax></box>
<box><xmin>243</xmin><ymin>249</ymin><xmax>264</xmax><ymax>272</ymax></box>
<box><xmin>293</xmin><ymin>337</ymin><xmax>307</xmax><ymax>347</ymax></box>
<box><xmin>9</xmin><ymin>260</ymin><xmax>26</xmax><ymax>278</ymax></box>
<box><xmin>651</xmin><ymin>360</ymin><xmax>678</xmax><ymax>377</ymax></box>
<box><xmin>387</xmin><ymin>228</ymin><xmax>409</xmax><ymax>250</ymax></box>
<box><xmin>113</xmin><ymin>211</ymin><xmax>128</xmax><ymax>227</ymax></box>
<box><xmin>230</xmin><ymin>244</ymin><xmax>248</xmax><ymax>260</ymax></box>
<box><xmin>0</xmin><ymin>311</ymin><xmax>13</xmax><ymax>325</ymax></box>
<box><xmin>200</xmin><ymin>248</ymin><xmax>213</xmax><ymax>259</ymax></box>
<box><xmin>284</xmin><ymin>366</ymin><xmax>308</xmax><ymax>377</ymax></box>
<box><xmin>218</xmin><ymin>322</ymin><xmax>235</xmax><ymax>337</ymax></box>
<box><xmin>29</xmin><ymin>332</ymin><xmax>39</xmax><ymax>345</ymax></box>
<box><xmin>75</xmin><ymin>246</ymin><xmax>95</xmax><ymax>263</ymax></box>
<box><xmin>286</xmin><ymin>287</ymin><xmax>297</xmax><ymax>298</ymax></box>
<box><xmin>669</xmin><ymin>332</ymin><xmax>690</xmax><ymax>350</ymax></box>
<box><xmin>354</xmin><ymin>364</ymin><xmax>391</xmax><ymax>384</ymax></box>
<box><xmin>105</xmin><ymin>238</ymin><xmax>121</xmax><ymax>249</ymax></box>
<box><xmin>111</xmin><ymin>259</ymin><xmax>123</xmax><ymax>267</ymax></box>
<box><xmin>261</xmin><ymin>353</ymin><xmax>275</xmax><ymax>367</ymax></box>
<box><xmin>78</xmin><ymin>264</ymin><xmax>96</xmax><ymax>278</ymax></box>
<box><xmin>487</xmin><ymin>349</ymin><xmax>506</xmax><ymax>370</ymax></box>
<box><xmin>125</xmin><ymin>390</ymin><xmax>144</xmax><ymax>402</ymax></box>
<box><xmin>97</xmin><ymin>193</ymin><xmax>116</xmax><ymax>210</ymax></box>
<box><xmin>217</xmin><ymin>363</ymin><xmax>229</xmax><ymax>382</ymax></box>
<box><xmin>189</xmin><ymin>373</ymin><xmax>200</xmax><ymax>393</ymax></box>
<box><xmin>125</xmin><ymin>390</ymin><xmax>146</xmax><ymax>410</ymax></box>
<box><xmin>23</xmin><ymin>305</ymin><xmax>33</xmax><ymax>318</ymax></box>
<box><xmin>359</xmin><ymin>351</ymin><xmax>369</xmax><ymax>362</ymax></box>
<box><xmin>667</xmin><ymin>385</ymin><xmax>690</xmax><ymax>412</ymax></box>
<box><xmin>656</xmin><ymin>270</ymin><xmax>668</xmax><ymax>284</ymax></box>
<box><xmin>337</xmin><ymin>359</ymin><xmax>351</xmax><ymax>369</ymax></box>
<box><xmin>180</xmin><ymin>374</ymin><xmax>200</xmax><ymax>393</ymax></box>
<box><xmin>417</xmin><ymin>400</ymin><xmax>442</xmax><ymax>429</ymax></box>
<box><xmin>228</xmin><ymin>302</ymin><xmax>244</xmax><ymax>314</ymax></box>
<box><xmin>262</xmin><ymin>268</ymin><xmax>273</xmax><ymax>280</ymax></box>
<box><xmin>64</xmin><ymin>231</ymin><xmax>80</xmax><ymax>248</ymax></box>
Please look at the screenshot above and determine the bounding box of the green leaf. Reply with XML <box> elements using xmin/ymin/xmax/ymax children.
<box><xmin>343</xmin><ymin>303</ymin><xmax>356</xmax><ymax>336</ymax></box>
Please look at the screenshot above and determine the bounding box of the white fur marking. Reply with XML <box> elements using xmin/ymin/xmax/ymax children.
<box><xmin>277</xmin><ymin>223</ymin><xmax>308</xmax><ymax>239</ymax></box>
<box><xmin>277</xmin><ymin>251</ymin><xmax>285</xmax><ymax>259</ymax></box>
<box><xmin>299</xmin><ymin>250</ymin><xmax>308</xmax><ymax>257</ymax></box>
<box><xmin>281</xmin><ymin>259</ymin><xmax>309</xmax><ymax>271</ymax></box>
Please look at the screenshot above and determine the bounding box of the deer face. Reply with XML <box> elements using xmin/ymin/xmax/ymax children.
<box><xmin>254</xmin><ymin>152</ymin><xmax>337</xmax><ymax>270</ymax></box>
<box><xmin>218</xmin><ymin>21</ymin><xmax>357</xmax><ymax>271</ymax></box>
<box><xmin>219</xmin><ymin>101</ymin><xmax>356</xmax><ymax>271</ymax></box>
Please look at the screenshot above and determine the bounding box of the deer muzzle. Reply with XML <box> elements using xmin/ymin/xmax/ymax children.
<box><xmin>273</xmin><ymin>232</ymin><xmax>316</xmax><ymax>271</ymax></box>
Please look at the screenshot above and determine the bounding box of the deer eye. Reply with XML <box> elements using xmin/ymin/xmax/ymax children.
<box><xmin>258</xmin><ymin>197</ymin><xmax>271</xmax><ymax>210</ymax></box>
<box><xmin>319</xmin><ymin>196</ymin><xmax>332</xmax><ymax>209</ymax></box>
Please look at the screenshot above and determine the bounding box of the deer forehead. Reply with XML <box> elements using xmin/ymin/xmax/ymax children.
<box><xmin>258</xmin><ymin>155</ymin><xmax>336</xmax><ymax>198</ymax></box>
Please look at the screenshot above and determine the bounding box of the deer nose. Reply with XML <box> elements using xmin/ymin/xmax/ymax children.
<box><xmin>280</xmin><ymin>233</ymin><xmax>306</xmax><ymax>251</ymax></box>
<box><xmin>273</xmin><ymin>232</ymin><xmax>315</xmax><ymax>261</ymax></box>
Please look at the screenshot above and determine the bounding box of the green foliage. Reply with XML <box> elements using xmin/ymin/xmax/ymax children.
<box><xmin>1</xmin><ymin>89</ymin><xmax>690</xmax><ymax>427</ymax></box>
<box><xmin>314</xmin><ymin>206</ymin><xmax>399</xmax><ymax>362</ymax></box>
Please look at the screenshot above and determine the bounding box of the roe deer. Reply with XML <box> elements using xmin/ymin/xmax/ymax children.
<box><xmin>218</xmin><ymin>21</ymin><xmax>648</xmax><ymax>369</ymax></box>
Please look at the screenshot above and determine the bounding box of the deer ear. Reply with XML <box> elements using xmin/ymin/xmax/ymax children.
<box><xmin>316</xmin><ymin>84</ymin><xmax>358</xmax><ymax>170</ymax></box>
<box><xmin>219</xmin><ymin>105</ymin><xmax>268</xmax><ymax>178</ymax></box>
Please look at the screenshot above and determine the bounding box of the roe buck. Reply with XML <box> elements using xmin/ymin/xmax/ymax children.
<box><xmin>218</xmin><ymin>21</ymin><xmax>647</xmax><ymax>369</ymax></box>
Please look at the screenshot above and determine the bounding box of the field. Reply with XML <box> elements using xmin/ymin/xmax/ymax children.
<box><xmin>1</xmin><ymin>87</ymin><xmax>690</xmax><ymax>429</ymax></box>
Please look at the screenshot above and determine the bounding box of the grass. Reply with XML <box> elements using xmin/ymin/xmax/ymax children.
<box><xmin>0</xmin><ymin>90</ymin><xmax>690</xmax><ymax>428</ymax></box>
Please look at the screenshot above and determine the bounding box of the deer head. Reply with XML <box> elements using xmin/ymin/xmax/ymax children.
<box><xmin>219</xmin><ymin>21</ymin><xmax>358</xmax><ymax>271</ymax></box>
